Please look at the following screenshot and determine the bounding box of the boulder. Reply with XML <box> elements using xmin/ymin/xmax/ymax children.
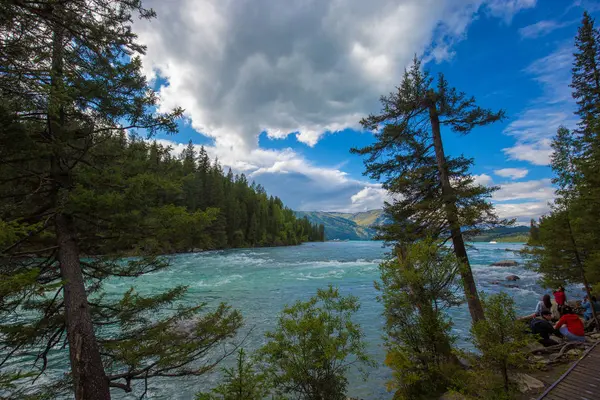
<box><xmin>506</xmin><ymin>275</ymin><xmax>520</xmax><ymax>281</ymax></box>
<box><xmin>511</xmin><ymin>373</ymin><xmax>545</xmax><ymax>393</ymax></box>
<box><xmin>491</xmin><ymin>260</ymin><xmax>519</xmax><ymax>267</ymax></box>
<box><xmin>490</xmin><ymin>280</ymin><xmax>501</xmax><ymax>285</ymax></box>
<box><xmin>504</xmin><ymin>284</ymin><xmax>520</xmax><ymax>288</ymax></box>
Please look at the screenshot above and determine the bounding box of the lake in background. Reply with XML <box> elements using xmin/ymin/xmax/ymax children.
<box><xmin>32</xmin><ymin>241</ymin><xmax>584</xmax><ymax>399</ymax></box>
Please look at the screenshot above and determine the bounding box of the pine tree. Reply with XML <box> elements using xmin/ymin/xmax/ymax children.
<box><xmin>528</xmin><ymin>218</ymin><xmax>540</xmax><ymax>245</ymax></box>
<box><xmin>378</xmin><ymin>239</ymin><xmax>462</xmax><ymax>399</ymax></box>
<box><xmin>470</xmin><ymin>293</ymin><xmax>534</xmax><ymax>396</ymax></box>
<box><xmin>258</xmin><ymin>286</ymin><xmax>373</xmax><ymax>400</ymax></box>
<box><xmin>352</xmin><ymin>57</ymin><xmax>507</xmax><ymax>323</ymax></box>
<box><xmin>528</xmin><ymin>13</ymin><xmax>600</xmax><ymax>330</ymax></box>
<box><xmin>0</xmin><ymin>2</ymin><xmax>243</xmax><ymax>398</ymax></box>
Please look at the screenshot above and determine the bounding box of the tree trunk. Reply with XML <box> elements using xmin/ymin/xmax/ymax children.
<box><xmin>565</xmin><ymin>216</ymin><xmax>600</xmax><ymax>331</ymax></box>
<box><xmin>49</xmin><ymin>4</ymin><xmax>111</xmax><ymax>399</ymax></box>
<box><xmin>55</xmin><ymin>213</ymin><xmax>111</xmax><ymax>400</ymax></box>
<box><xmin>501</xmin><ymin>364</ymin><xmax>509</xmax><ymax>394</ymax></box>
<box><xmin>428</xmin><ymin>103</ymin><xmax>485</xmax><ymax>323</ymax></box>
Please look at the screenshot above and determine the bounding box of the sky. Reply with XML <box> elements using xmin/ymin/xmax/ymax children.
<box><xmin>131</xmin><ymin>0</ymin><xmax>600</xmax><ymax>224</ymax></box>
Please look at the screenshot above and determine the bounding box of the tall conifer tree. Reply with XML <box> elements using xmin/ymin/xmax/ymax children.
<box><xmin>352</xmin><ymin>58</ymin><xmax>506</xmax><ymax>323</ymax></box>
<box><xmin>527</xmin><ymin>12</ymin><xmax>600</xmax><ymax>330</ymax></box>
<box><xmin>0</xmin><ymin>1</ymin><xmax>243</xmax><ymax>398</ymax></box>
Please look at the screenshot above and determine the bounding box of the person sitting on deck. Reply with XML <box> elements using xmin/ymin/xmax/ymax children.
<box><xmin>530</xmin><ymin>310</ymin><xmax>562</xmax><ymax>347</ymax></box>
<box><xmin>534</xmin><ymin>294</ymin><xmax>553</xmax><ymax>317</ymax></box>
<box><xmin>582</xmin><ymin>295</ymin><xmax>600</xmax><ymax>321</ymax></box>
<box><xmin>554</xmin><ymin>306</ymin><xmax>585</xmax><ymax>343</ymax></box>
<box><xmin>553</xmin><ymin>286</ymin><xmax>567</xmax><ymax>314</ymax></box>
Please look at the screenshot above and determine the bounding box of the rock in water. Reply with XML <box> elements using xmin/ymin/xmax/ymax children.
<box><xmin>506</xmin><ymin>275</ymin><xmax>520</xmax><ymax>281</ymax></box>
<box><xmin>491</xmin><ymin>260</ymin><xmax>519</xmax><ymax>266</ymax></box>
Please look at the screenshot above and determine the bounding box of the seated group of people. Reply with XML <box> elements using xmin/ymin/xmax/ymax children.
<box><xmin>529</xmin><ymin>286</ymin><xmax>600</xmax><ymax>347</ymax></box>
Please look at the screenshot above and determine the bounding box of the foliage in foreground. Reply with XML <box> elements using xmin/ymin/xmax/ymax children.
<box><xmin>469</xmin><ymin>292</ymin><xmax>534</xmax><ymax>398</ymax></box>
<box><xmin>378</xmin><ymin>240</ymin><xmax>462</xmax><ymax>400</ymax></box>
<box><xmin>0</xmin><ymin>1</ymin><xmax>247</xmax><ymax>398</ymax></box>
<box><xmin>258</xmin><ymin>286</ymin><xmax>373</xmax><ymax>400</ymax></box>
<box><xmin>196</xmin><ymin>349</ymin><xmax>272</xmax><ymax>400</ymax></box>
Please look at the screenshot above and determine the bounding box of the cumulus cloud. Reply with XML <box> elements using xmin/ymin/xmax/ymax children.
<box><xmin>135</xmin><ymin>0</ymin><xmax>536</xmax><ymax>151</ymax></box>
<box><xmin>503</xmin><ymin>44</ymin><xmax>577</xmax><ymax>165</ymax></box>
<box><xmin>494</xmin><ymin>201</ymin><xmax>551</xmax><ymax>224</ymax></box>
<box><xmin>492</xmin><ymin>178</ymin><xmax>555</xmax><ymax>202</ymax></box>
<box><xmin>493</xmin><ymin>167</ymin><xmax>529</xmax><ymax>179</ymax></box>
<box><xmin>349</xmin><ymin>186</ymin><xmax>391</xmax><ymax>212</ymax></box>
<box><xmin>474</xmin><ymin>174</ymin><xmax>554</xmax><ymax>223</ymax></box>
<box><xmin>133</xmin><ymin>0</ymin><xmax>538</xmax><ymax>212</ymax></box>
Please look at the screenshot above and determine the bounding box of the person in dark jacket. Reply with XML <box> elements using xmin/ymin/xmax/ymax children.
<box><xmin>530</xmin><ymin>310</ymin><xmax>562</xmax><ymax>347</ymax></box>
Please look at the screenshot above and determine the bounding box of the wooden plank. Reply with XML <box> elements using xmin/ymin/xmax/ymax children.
<box><xmin>543</xmin><ymin>389</ymin><xmax>573</xmax><ymax>400</ymax></box>
<box><xmin>550</xmin><ymin>384</ymin><xmax>582</xmax><ymax>396</ymax></box>
<box><xmin>538</xmin><ymin>342</ymin><xmax>600</xmax><ymax>399</ymax></box>
<box><xmin>551</xmin><ymin>386</ymin><xmax>594</xmax><ymax>400</ymax></box>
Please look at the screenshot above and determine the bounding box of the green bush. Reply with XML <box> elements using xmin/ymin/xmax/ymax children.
<box><xmin>377</xmin><ymin>239</ymin><xmax>463</xmax><ymax>399</ymax></box>
<box><xmin>196</xmin><ymin>349</ymin><xmax>271</xmax><ymax>400</ymax></box>
<box><xmin>469</xmin><ymin>292</ymin><xmax>534</xmax><ymax>398</ymax></box>
<box><xmin>258</xmin><ymin>286</ymin><xmax>373</xmax><ymax>400</ymax></box>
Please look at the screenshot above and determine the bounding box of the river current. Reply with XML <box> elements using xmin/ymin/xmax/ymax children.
<box><xmin>28</xmin><ymin>241</ymin><xmax>575</xmax><ymax>399</ymax></box>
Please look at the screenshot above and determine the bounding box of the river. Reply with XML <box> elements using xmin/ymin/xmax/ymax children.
<box><xmin>28</xmin><ymin>241</ymin><xmax>572</xmax><ymax>398</ymax></box>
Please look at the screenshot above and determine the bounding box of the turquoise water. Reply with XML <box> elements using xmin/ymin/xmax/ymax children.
<box><xmin>27</xmin><ymin>241</ymin><xmax>558</xmax><ymax>398</ymax></box>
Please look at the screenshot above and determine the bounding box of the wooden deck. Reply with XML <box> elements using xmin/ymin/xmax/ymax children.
<box><xmin>537</xmin><ymin>341</ymin><xmax>600</xmax><ymax>400</ymax></box>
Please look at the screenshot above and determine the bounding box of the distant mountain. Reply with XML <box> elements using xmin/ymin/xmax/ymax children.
<box><xmin>296</xmin><ymin>210</ymin><xmax>529</xmax><ymax>242</ymax></box>
<box><xmin>295</xmin><ymin>210</ymin><xmax>388</xmax><ymax>240</ymax></box>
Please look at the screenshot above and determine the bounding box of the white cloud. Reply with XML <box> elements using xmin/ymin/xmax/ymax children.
<box><xmin>134</xmin><ymin>0</ymin><xmax>537</xmax><ymax>152</ymax></box>
<box><xmin>473</xmin><ymin>173</ymin><xmax>494</xmax><ymax>186</ymax></box>
<box><xmin>493</xmin><ymin>167</ymin><xmax>529</xmax><ymax>179</ymax></box>
<box><xmin>503</xmin><ymin>44</ymin><xmax>577</xmax><ymax>166</ymax></box>
<box><xmin>494</xmin><ymin>201</ymin><xmax>551</xmax><ymax>224</ymax></box>
<box><xmin>492</xmin><ymin>178</ymin><xmax>554</xmax><ymax>201</ymax></box>
<box><xmin>485</xmin><ymin>0</ymin><xmax>537</xmax><ymax>23</ymax></box>
<box><xmin>519</xmin><ymin>19</ymin><xmax>576</xmax><ymax>39</ymax></box>
<box><xmin>503</xmin><ymin>139</ymin><xmax>553</xmax><ymax>165</ymax></box>
<box><xmin>474</xmin><ymin>175</ymin><xmax>554</xmax><ymax>223</ymax></box>
<box><xmin>349</xmin><ymin>186</ymin><xmax>391</xmax><ymax>212</ymax></box>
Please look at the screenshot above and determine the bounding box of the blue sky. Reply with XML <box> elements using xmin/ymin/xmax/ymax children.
<box><xmin>132</xmin><ymin>0</ymin><xmax>599</xmax><ymax>223</ymax></box>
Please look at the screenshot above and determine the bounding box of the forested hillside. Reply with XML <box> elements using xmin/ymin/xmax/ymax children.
<box><xmin>1</xmin><ymin>134</ymin><xmax>325</xmax><ymax>255</ymax></box>
<box><xmin>295</xmin><ymin>210</ymin><xmax>386</xmax><ymax>240</ymax></box>
<box><xmin>470</xmin><ymin>226</ymin><xmax>530</xmax><ymax>242</ymax></box>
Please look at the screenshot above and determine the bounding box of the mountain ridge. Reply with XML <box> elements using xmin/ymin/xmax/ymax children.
<box><xmin>294</xmin><ymin>210</ymin><xmax>386</xmax><ymax>240</ymax></box>
<box><xmin>296</xmin><ymin>210</ymin><xmax>531</xmax><ymax>242</ymax></box>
